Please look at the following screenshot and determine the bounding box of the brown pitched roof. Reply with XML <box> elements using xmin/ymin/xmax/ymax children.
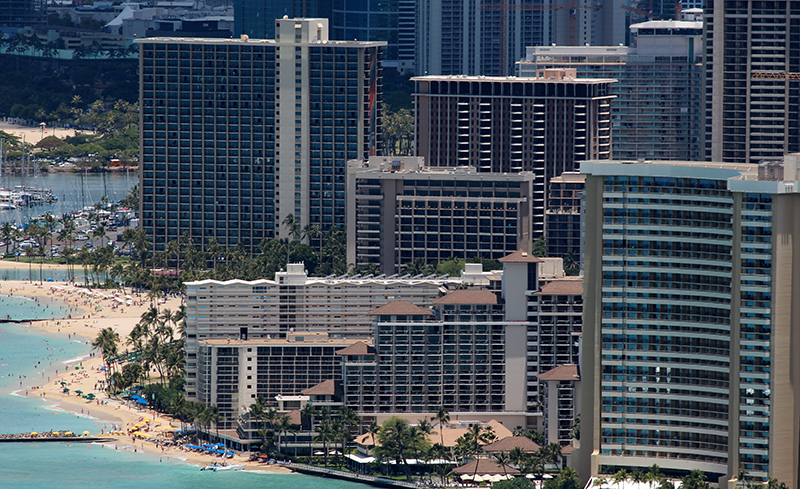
<box><xmin>368</xmin><ymin>301</ymin><xmax>433</xmax><ymax>316</ymax></box>
<box><xmin>499</xmin><ymin>250</ymin><xmax>543</xmax><ymax>263</ymax></box>
<box><xmin>452</xmin><ymin>459</ymin><xmax>521</xmax><ymax>475</ymax></box>
<box><xmin>537</xmin><ymin>365</ymin><xmax>580</xmax><ymax>382</ymax></box>
<box><xmin>482</xmin><ymin>436</ymin><xmax>540</xmax><ymax>453</ymax></box>
<box><xmin>335</xmin><ymin>341</ymin><xmax>376</xmax><ymax>356</ymax></box>
<box><xmin>301</xmin><ymin>379</ymin><xmax>341</xmax><ymax>396</ymax></box>
<box><xmin>433</xmin><ymin>289</ymin><xmax>498</xmax><ymax>305</ymax></box>
<box><xmin>534</xmin><ymin>278</ymin><xmax>583</xmax><ymax>295</ymax></box>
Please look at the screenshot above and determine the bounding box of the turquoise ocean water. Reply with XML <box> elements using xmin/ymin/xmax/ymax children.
<box><xmin>0</xmin><ymin>293</ymin><xmax>364</xmax><ymax>489</ymax></box>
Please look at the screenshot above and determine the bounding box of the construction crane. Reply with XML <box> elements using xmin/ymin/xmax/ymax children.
<box><xmin>621</xmin><ymin>0</ymin><xmax>662</xmax><ymax>20</ymax></box>
<box><xmin>479</xmin><ymin>0</ymin><xmax>603</xmax><ymax>75</ymax></box>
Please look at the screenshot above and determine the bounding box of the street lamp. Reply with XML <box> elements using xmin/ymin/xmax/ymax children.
<box><xmin>39</xmin><ymin>122</ymin><xmax>46</xmax><ymax>141</ymax></box>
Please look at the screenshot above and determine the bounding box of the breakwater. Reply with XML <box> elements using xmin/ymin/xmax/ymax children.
<box><xmin>0</xmin><ymin>433</ymin><xmax>114</xmax><ymax>443</ymax></box>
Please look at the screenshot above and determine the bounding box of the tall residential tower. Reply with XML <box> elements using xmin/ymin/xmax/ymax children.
<box><xmin>704</xmin><ymin>0</ymin><xmax>800</xmax><ymax>163</ymax></box>
<box><xmin>136</xmin><ymin>18</ymin><xmax>383</xmax><ymax>254</ymax></box>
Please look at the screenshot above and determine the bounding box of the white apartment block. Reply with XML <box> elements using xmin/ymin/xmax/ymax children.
<box><xmin>184</xmin><ymin>263</ymin><xmax>462</xmax><ymax>402</ymax></box>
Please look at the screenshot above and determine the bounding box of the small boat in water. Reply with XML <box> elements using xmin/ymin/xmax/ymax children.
<box><xmin>201</xmin><ymin>462</ymin><xmax>245</xmax><ymax>472</ymax></box>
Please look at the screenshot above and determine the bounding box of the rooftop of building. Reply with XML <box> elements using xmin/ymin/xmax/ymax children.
<box><xmin>368</xmin><ymin>301</ymin><xmax>434</xmax><ymax>316</ymax></box>
<box><xmin>550</xmin><ymin>172</ymin><xmax>586</xmax><ymax>183</ymax></box>
<box><xmin>186</xmin><ymin>273</ymin><xmax>460</xmax><ymax>288</ymax></box>
<box><xmin>482</xmin><ymin>436</ymin><xmax>541</xmax><ymax>453</ymax></box>
<box><xmin>581</xmin><ymin>159</ymin><xmax>759</xmax><ymax>179</ymax></box>
<box><xmin>534</xmin><ymin>278</ymin><xmax>583</xmax><ymax>296</ymax></box>
<box><xmin>135</xmin><ymin>36</ymin><xmax>386</xmax><ymax>46</ymax></box>
<box><xmin>630</xmin><ymin>19</ymin><xmax>703</xmax><ymax>30</ymax></box>
<box><xmin>412</xmin><ymin>70</ymin><xmax>617</xmax><ymax>84</ymax></box>
<box><xmin>301</xmin><ymin>379</ymin><xmax>341</xmax><ymax>396</ymax></box>
<box><xmin>199</xmin><ymin>335</ymin><xmax>360</xmax><ymax>346</ymax></box>
<box><xmin>349</xmin><ymin>162</ymin><xmax>535</xmax><ymax>180</ymax></box>
<box><xmin>499</xmin><ymin>250</ymin><xmax>543</xmax><ymax>263</ymax></box>
<box><xmin>335</xmin><ymin>341</ymin><xmax>376</xmax><ymax>356</ymax></box>
<box><xmin>433</xmin><ymin>289</ymin><xmax>499</xmax><ymax>305</ymax></box>
<box><xmin>537</xmin><ymin>364</ymin><xmax>580</xmax><ymax>382</ymax></box>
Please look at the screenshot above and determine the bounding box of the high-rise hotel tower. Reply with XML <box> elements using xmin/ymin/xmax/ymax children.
<box><xmin>579</xmin><ymin>157</ymin><xmax>800</xmax><ymax>486</ymax></box>
<box><xmin>136</xmin><ymin>18</ymin><xmax>384</xmax><ymax>254</ymax></box>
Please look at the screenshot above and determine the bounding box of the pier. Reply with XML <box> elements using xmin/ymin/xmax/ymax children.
<box><xmin>286</xmin><ymin>462</ymin><xmax>418</xmax><ymax>489</ymax></box>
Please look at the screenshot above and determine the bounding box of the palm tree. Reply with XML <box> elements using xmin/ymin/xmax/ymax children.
<box><xmin>276</xmin><ymin>414</ymin><xmax>294</xmax><ymax>458</ymax></box>
<box><xmin>1</xmin><ymin>222</ymin><xmax>15</xmax><ymax>256</ymax></box>
<box><xmin>543</xmin><ymin>442</ymin><xmax>563</xmax><ymax>469</ymax></box>
<box><xmin>631</xmin><ymin>469</ymin><xmax>645</xmax><ymax>489</ymax></box>
<box><xmin>338</xmin><ymin>406</ymin><xmax>359</xmax><ymax>457</ymax></box>
<box><xmin>314</xmin><ymin>418</ymin><xmax>334</xmax><ymax>467</ymax></box>
<box><xmin>508</xmin><ymin>446</ymin><xmax>526</xmax><ymax>471</ymax></box>
<box><xmin>612</xmin><ymin>469</ymin><xmax>629</xmax><ymax>487</ymax></box>
<box><xmin>283</xmin><ymin>214</ymin><xmax>300</xmax><ymax>263</ymax></box>
<box><xmin>91</xmin><ymin>327</ymin><xmax>120</xmax><ymax>388</ymax></box>
<box><xmin>207</xmin><ymin>405</ymin><xmax>222</xmax><ymax>440</ymax></box>
<box><xmin>646</xmin><ymin>465</ymin><xmax>663</xmax><ymax>489</ymax></box>
<box><xmin>432</xmin><ymin>406</ymin><xmax>450</xmax><ymax>447</ymax></box>
<box><xmin>492</xmin><ymin>451</ymin><xmax>510</xmax><ymax>478</ymax></box>
<box><xmin>42</xmin><ymin>213</ymin><xmax>57</xmax><ymax>258</ymax></box>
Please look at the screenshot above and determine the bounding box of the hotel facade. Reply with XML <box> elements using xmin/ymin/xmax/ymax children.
<box><xmin>579</xmin><ymin>157</ymin><xmax>800</xmax><ymax>485</ymax></box>
<box><xmin>136</xmin><ymin>18</ymin><xmax>383</xmax><ymax>254</ymax></box>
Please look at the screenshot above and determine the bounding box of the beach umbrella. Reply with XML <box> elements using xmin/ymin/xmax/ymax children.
<box><xmin>64</xmin><ymin>431</ymin><xmax>73</xmax><ymax>435</ymax></box>
<box><xmin>60</xmin><ymin>381</ymin><xmax>67</xmax><ymax>385</ymax></box>
<box><xmin>30</xmin><ymin>432</ymin><xmax>38</xmax><ymax>436</ymax></box>
<box><xmin>82</xmin><ymin>431</ymin><xmax>91</xmax><ymax>435</ymax></box>
<box><xmin>74</xmin><ymin>390</ymin><xmax>83</xmax><ymax>395</ymax></box>
<box><xmin>52</xmin><ymin>431</ymin><xmax>60</xmax><ymax>436</ymax></box>
<box><xmin>460</xmin><ymin>475</ymin><xmax>474</xmax><ymax>481</ymax></box>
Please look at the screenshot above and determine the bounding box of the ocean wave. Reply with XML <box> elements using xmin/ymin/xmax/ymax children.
<box><xmin>62</xmin><ymin>353</ymin><xmax>91</xmax><ymax>364</ymax></box>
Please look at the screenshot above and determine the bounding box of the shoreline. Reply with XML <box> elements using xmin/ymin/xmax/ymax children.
<box><xmin>2</xmin><ymin>277</ymin><xmax>293</xmax><ymax>475</ymax></box>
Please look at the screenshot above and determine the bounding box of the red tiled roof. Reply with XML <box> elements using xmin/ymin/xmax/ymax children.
<box><xmin>368</xmin><ymin>301</ymin><xmax>433</xmax><ymax>316</ymax></box>
<box><xmin>499</xmin><ymin>250</ymin><xmax>543</xmax><ymax>263</ymax></box>
<box><xmin>433</xmin><ymin>289</ymin><xmax>498</xmax><ymax>305</ymax></box>
<box><xmin>537</xmin><ymin>365</ymin><xmax>580</xmax><ymax>382</ymax></box>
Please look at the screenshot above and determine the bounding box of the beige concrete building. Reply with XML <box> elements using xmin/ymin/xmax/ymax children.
<box><xmin>346</xmin><ymin>156</ymin><xmax>534</xmax><ymax>274</ymax></box>
<box><xmin>578</xmin><ymin>156</ymin><xmax>800</xmax><ymax>486</ymax></box>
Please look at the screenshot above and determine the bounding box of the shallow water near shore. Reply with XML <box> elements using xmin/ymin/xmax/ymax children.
<box><xmin>0</xmin><ymin>292</ymin><xmax>365</xmax><ymax>489</ymax></box>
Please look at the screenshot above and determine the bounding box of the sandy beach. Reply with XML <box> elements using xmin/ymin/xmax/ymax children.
<box><xmin>0</xmin><ymin>121</ymin><xmax>93</xmax><ymax>146</ymax></box>
<box><xmin>2</xmin><ymin>259</ymin><xmax>291</xmax><ymax>473</ymax></box>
